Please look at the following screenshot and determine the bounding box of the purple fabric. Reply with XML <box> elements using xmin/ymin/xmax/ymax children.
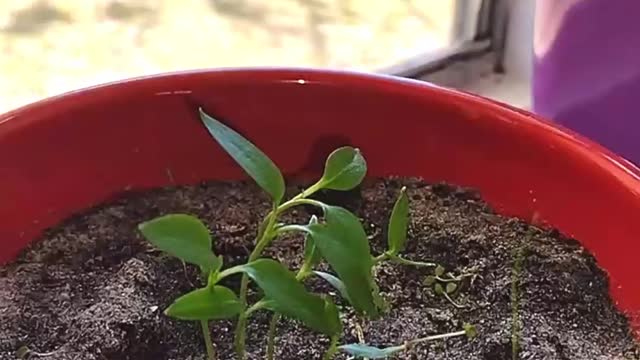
<box><xmin>533</xmin><ymin>0</ymin><xmax>640</xmax><ymax>164</ymax></box>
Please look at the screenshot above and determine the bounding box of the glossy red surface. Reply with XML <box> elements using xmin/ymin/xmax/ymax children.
<box><xmin>1</xmin><ymin>69</ymin><xmax>639</xmax><ymax>333</ymax></box>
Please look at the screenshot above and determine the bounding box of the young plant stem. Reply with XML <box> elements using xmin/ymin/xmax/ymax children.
<box><xmin>373</xmin><ymin>253</ymin><xmax>389</xmax><ymax>264</ymax></box>
<box><xmin>405</xmin><ymin>329</ymin><xmax>467</xmax><ymax>347</ymax></box>
<box><xmin>276</xmin><ymin>224</ymin><xmax>310</xmax><ymax>235</ymax></box>
<box><xmin>435</xmin><ymin>274</ymin><xmax>473</xmax><ymax>283</ymax></box>
<box><xmin>264</xmin><ymin>248</ymin><xmax>314</xmax><ymax>359</ymax></box>
<box><xmin>511</xmin><ymin>237</ymin><xmax>527</xmax><ymax>360</ymax></box>
<box><xmin>16</xmin><ymin>346</ymin><xmax>61</xmax><ymax>359</ymax></box>
<box><xmin>280</xmin><ymin>181</ymin><xmax>325</xmax><ymax>210</ymax></box>
<box><xmin>265</xmin><ymin>314</ymin><xmax>281</xmax><ymax>360</ymax></box>
<box><xmin>234</xmin><ymin>192</ymin><xmax>325</xmax><ymax>359</ymax></box>
<box><xmin>200</xmin><ymin>320</ymin><xmax>216</xmax><ymax>360</ymax></box>
<box><xmin>443</xmin><ymin>292</ymin><xmax>466</xmax><ymax>309</ymax></box>
<box><xmin>245</xmin><ymin>298</ymin><xmax>271</xmax><ymax>316</ymax></box>
<box><xmin>390</xmin><ymin>255</ymin><xmax>436</xmax><ymax>268</ymax></box>
<box><xmin>355</xmin><ymin>322</ymin><xmax>369</xmax><ymax>360</ymax></box>
<box><xmin>373</xmin><ymin>252</ymin><xmax>436</xmax><ymax>268</ymax></box>
<box><xmin>234</xmin><ymin>181</ymin><xmax>324</xmax><ymax>360</ymax></box>
<box><xmin>234</xmin><ymin>206</ymin><xmax>278</xmax><ymax>359</ymax></box>
<box><xmin>511</xmin><ymin>213</ymin><xmax>538</xmax><ymax>360</ymax></box>
<box><xmin>322</xmin><ymin>334</ymin><xmax>340</xmax><ymax>360</ymax></box>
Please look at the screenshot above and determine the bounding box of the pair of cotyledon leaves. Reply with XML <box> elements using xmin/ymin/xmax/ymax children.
<box><xmin>138</xmin><ymin>109</ymin><xmax>410</xmax><ymax>339</ymax></box>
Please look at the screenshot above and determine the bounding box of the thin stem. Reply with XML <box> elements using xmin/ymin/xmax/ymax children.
<box><xmin>322</xmin><ymin>334</ymin><xmax>340</xmax><ymax>360</ymax></box>
<box><xmin>407</xmin><ymin>329</ymin><xmax>466</xmax><ymax>347</ymax></box>
<box><xmin>511</xmin><ymin>230</ymin><xmax>528</xmax><ymax>360</ymax></box>
<box><xmin>234</xmin><ymin>205</ymin><xmax>279</xmax><ymax>359</ymax></box>
<box><xmin>295</xmin><ymin>265</ymin><xmax>313</xmax><ymax>281</ymax></box>
<box><xmin>245</xmin><ymin>298</ymin><xmax>271</xmax><ymax>316</ymax></box>
<box><xmin>260</xmin><ymin>182</ymin><xmax>325</xmax><ymax>223</ymax></box>
<box><xmin>275</xmin><ymin>224</ymin><xmax>310</xmax><ymax>235</ymax></box>
<box><xmin>16</xmin><ymin>346</ymin><xmax>61</xmax><ymax>359</ymax></box>
<box><xmin>374</xmin><ymin>252</ymin><xmax>436</xmax><ymax>267</ymax></box>
<box><xmin>265</xmin><ymin>224</ymin><xmax>317</xmax><ymax>359</ymax></box>
<box><xmin>200</xmin><ymin>320</ymin><xmax>216</xmax><ymax>360</ymax></box>
<box><xmin>372</xmin><ymin>253</ymin><xmax>389</xmax><ymax>265</ymax></box>
<box><xmin>265</xmin><ymin>313</ymin><xmax>281</xmax><ymax>360</ymax></box>
<box><xmin>443</xmin><ymin>292</ymin><xmax>466</xmax><ymax>309</ymax></box>
<box><xmin>434</xmin><ymin>275</ymin><xmax>472</xmax><ymax>283</ymax></box>
<box><xmin>286</xmin><ymin>181</ymin><xmax>325</xmax><ymax>206</ymax></box>
<box><xmin>278</xmin><ymin>198</ymin><xmax>325</xmax><ymax>214</ymax></box>
<box><xmin>216</xmin><ymin>265</ymin><xmax>243</xmax><ymax>281</ymax></box>
<box><xmin>233</xmin><ymin>185</ymin><xmax>324</xmax><ymax>359</ymax></box>
<box><xmin>389</xmin><ymin>254</ymin><xmax>436</xmax><ymax>267</ymax></box>
<box><xmin>355</xmin><ymin>322</ymin><xmax>369</xmax><ymax>360</ymax></box>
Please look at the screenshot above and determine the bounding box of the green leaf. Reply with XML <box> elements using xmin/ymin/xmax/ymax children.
<box><xmin>446</xmin><ymin>282</ymin><xmax>458</xmax><ymax>294</ymax></box>
<box><xmin>139</xmin><ymin>214</ymin><xmax>219</xmax><ymax>273</ymax></box>
<box><xmin>164</xmin><ymin>286</ymin><xmax>242</xmax><ymax>320</ymax></box>
<box><xmin>199</xmin><ymin>108</ymin><xmax>285</xmax><ymax>203</ymax></box>
<box><xmin>463</xmin><ymin>323</ymin><xmax>478</xmax><ymax>339</ymax></box>
<box><xmin>435</xmin><ymin>265</ymin><xmax>445</xmax><ymax>277</ymax></box>
<box><xmin>16</xmin><ymin>346</ymin><xmax>30</xmax><ymax>359</ymax></box>
<box><xmin>387</xmin><ymin>186</ymin><xmax>409</xmax><ymax>255</ymax></box>
<box><xmin>319</xmin><ymin>146</ymin><xmax>367</xmax><ymax>191</ymax></box>
<box><xmin>307</xmin><ymin>205</ymin><xmax>378</xmax><ymax>317</ymax></box>
<box><xmin>434</xmin><ymin>283</ymin><xmax>444</xmax><ymax>295</ymax></box>
<box><xmin>238</xmin><ymin>259</ymin><xmax>341</xmax><ymax>335</ymax></box>
<box><xmin>313</xmin><ymin>271</ymin><xmax>350</xmax><ymax>302</ymax></box>
<box><xmin>303</xmin><ymin>216</ymin><xmax>322</xmax><ymax>268</ymax></box>
<box><xmin>339</xmin><ymin>344</ymin><xmax>405</xmax><ymax>359</ymax></box>
<box><xmin>424</xmin><ymin>275</ymin><xmax>436</xmax><ymax>286</ymax></box>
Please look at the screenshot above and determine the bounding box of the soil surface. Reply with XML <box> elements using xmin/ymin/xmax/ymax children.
<box><xmin>1</xmin><ymin>178</ymin><xmax>638</xmax><ymax>360</ymax></box>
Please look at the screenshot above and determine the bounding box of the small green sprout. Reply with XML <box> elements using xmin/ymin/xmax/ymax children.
<box><xmin>423</xmin><ymin>265</ymin><xmax>472</xmax><ymax>309</ymax></box>
<box><xmin>137</xmin><ymin>108</ymin><xmax>475</xmax><ymax>359</ymax></box>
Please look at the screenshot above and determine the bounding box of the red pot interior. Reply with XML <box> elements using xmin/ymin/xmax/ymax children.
<box><xmin>1</xmin><ymin>69</ymin><xmax>639</xmax><ymax>334</ymax></box>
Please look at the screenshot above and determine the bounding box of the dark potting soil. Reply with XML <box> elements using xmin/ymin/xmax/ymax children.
<box><xmin>1</xmin><ymin>178</ymin><xmax>638</xmax><ymax>360</ymax></box>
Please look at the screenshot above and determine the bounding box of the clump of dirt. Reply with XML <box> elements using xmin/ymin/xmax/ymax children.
<box><xmin>1</xmin><ymin>178</ymin><xmax>638</xmax><ymax>359</ymax></box>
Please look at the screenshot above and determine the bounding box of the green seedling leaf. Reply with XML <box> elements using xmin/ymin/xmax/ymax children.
<box><xmin>199</xmin><ymin>108</ymin><xmax>285</xmax><ymax>203</ymax></box>
<box><xmin>387</xmin><ymin>187</ymin><xmax>409</xmax><ymax>255</ymax></box>
<box><xmin>313</xmin><ymin>271</ymin><xmax>350</xmax><ymax>302</ymax></box>
<box><xmin>16</xmin><ymin>346</ymin><xmax>30</xmax><ymax>359</ymax></box>
<box><xmin>307</xmin><ymin>205</ymin><xmax>378</xmax><ymax>317</ymax></box>
<box><xmin>139</xmin><ymin>214</ymin><xmax>219</xmax><ymax>273</ymax></box>
<box><xmin>303</xmin><ymin>216</ymin><xmax>322</xmax><ymax>268</ymax></box>
<box><xmin>463</xmin><ymin>323</ymin><xmax>478</xmax><ymax>339</ymax></box>
<box><xmin>435</xmin><ymin>265</ymin><xmax>446</xmax><ymax>277</ymax></box>
<box><xmin>434</xmin><ymin>283</ymin><xmax>445</xmax><ymax>295</ymax></box>
<box><xmin>319</xmin><ymin>146</ymin><xmax>367</xmax><ymax>191</ymax></box>
<box><xmin>446</xmin><ymin>282</ymin><xmax>458</xmax><ymax>294</ymax></box>
<box><xmin>339</xmin><ymin>343</ymin><xmax>405</xmax><ymax>359</ymax></box>
<box><xmin>424</xmin><ymin>275</ymin><xmax>436</xmax><ymax>286</ymax></box>
<box><xmin>165</xmin><ymin>286</ymin><xmax>242</xmax><ymax>320</ymax></box>
<box><xmin>238</xmin><ymin>259</ymin><xmax>341</xmax><ymax>335</ymax></box>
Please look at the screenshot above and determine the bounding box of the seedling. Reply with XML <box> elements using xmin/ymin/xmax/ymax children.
<box><xmin>340</xmin><ymin>323</ymin><xmax>477</xmax><ymax>359</ymax></box>
<box><xmin>511</xmin><ymin>213</ymin><xmax>538</xmax><ymax>360</ymax></box>
<box><xmin>424</xmin><ymin>265</ymin><xmax>472</xmax><ymax>309</ymax></box>
<box><xmin>16</xmin><ymin>345</ymin><xmax>60</xmax><ymax>359</ymax></box>
<box><xmin>137</xmin><ymin>108</ymin><xmax>476</xmax><ymax>359</ymax></box>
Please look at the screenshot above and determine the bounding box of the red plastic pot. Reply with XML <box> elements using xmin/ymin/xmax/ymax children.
<box><xmin>1</xmin><ymin>69</ymin><xmax>639</xmax><ymax>334</ymax></box>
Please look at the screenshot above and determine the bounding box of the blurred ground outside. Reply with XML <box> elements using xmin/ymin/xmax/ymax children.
<box><xmin>0</xmin><ymin>0</ymin><xmax>458</xmax><ymax>112</ymax></box>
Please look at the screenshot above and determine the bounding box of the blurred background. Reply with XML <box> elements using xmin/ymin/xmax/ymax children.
<box><xmin>0</xmin><ymin>0</ymin><xmax>534</xmax><ymax>113</ymax></box>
